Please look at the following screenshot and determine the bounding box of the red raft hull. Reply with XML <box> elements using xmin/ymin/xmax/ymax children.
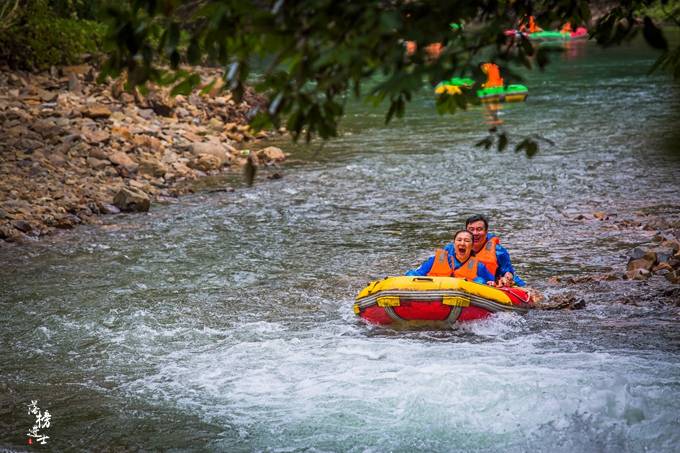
<box><xmin>355</xmin><ymin>276</ymin><xmax>532</xmax><ymax>326</ymax></box>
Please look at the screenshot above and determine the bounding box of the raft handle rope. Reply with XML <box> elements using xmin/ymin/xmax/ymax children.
<box><xmin>355</xmin><ymin>289</ymin><xmax>529</xmax><ymax>314</ymax></box>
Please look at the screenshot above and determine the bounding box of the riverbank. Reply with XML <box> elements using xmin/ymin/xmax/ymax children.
<box><xmin>0</xmin><ymin>65</ymin><xmax>286</xmax><ymax>243</ymax></box>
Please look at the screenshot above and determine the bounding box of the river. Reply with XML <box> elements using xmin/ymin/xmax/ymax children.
<box><xmin>1</xmin><ymin>38</ymin><xmax>680</xmax><ymax>451</ymax></box>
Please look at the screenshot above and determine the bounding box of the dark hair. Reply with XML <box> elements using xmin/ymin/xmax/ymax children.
<box><xmin>453</xmin><ymin>229</ymin><xmax>474</xmax><ymax>242</ymax></box>
<box><xmin>465</xmin><ymin>214</ymin><xmax>489</xmax><ymax>230</ymax></box>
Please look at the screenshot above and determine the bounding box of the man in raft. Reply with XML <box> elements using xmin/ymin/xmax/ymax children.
<box><xmin>406</xmin><ymin>230</ymin><xmax>496</xmax><ymax>285</ymax></box>
<box><xmin>465</xmin><ymin>214</ymin><xmax>525</xmax><ymax>287</ymax></box>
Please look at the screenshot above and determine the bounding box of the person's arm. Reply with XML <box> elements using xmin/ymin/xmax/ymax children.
<box><xmin>475</xmin><ymin>262</ymin><xmax>496</xmax><ymax>285</ymax></box>
<box><xmin>405</xmin><ymin>256</ymin><xmax>435</xmax><ymax>276</ymax></box>
<box><xmin>495</xmin><ymin>244</ymin><xmax>526</xmax><ymax>287</ymax></box>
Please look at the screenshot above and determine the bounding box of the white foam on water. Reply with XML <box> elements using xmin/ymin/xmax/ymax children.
<box><xmin>113</xmin><ymin>317</ymin><xmax>680</xmax><ymax>451</ymax></box>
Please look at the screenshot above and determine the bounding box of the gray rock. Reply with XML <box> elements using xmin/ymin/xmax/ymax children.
<box><xmin>113</xmin><ymin>187</ymin><xmax>150</xmax><ymax>212</ymax></box>
<box><xmin>629</xmin><ymin>246</ymin><xmax>648</xmax><ymax>260</ymax></box>
<box><xmin>99</xmin><ymin>203</ymin><xmax>121</xmax><ymax>215</ymax></box>
<box><xmin>12</xmin><ymin>220</ymin><xmax>32</xmax><ymax>233</ymax></box>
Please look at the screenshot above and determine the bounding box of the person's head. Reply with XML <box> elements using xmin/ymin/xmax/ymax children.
<box><xmin>465</xmin><ymin>214</ymin><xmax>489</xmax><ymax>245</ymax></box>
<box><xmin>453</xmin><ymin>230</ymin><xmax>474</xmax><ymax>260</ymax></box>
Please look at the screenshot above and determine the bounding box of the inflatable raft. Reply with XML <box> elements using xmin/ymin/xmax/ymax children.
<box><xmin>504</xmin><ymin>27</ymin><xmax>588</xmax><ymax>41</ymax></box>
<box><xmin>477</xmin><ymin>84</ymin><xmax>528</xmax><ymax>103</ymax></box>
<box><xmin>435</xmin><ymin>78</ymin><xmax>528</xmax><ymax>103</ymax></box>
<box><xmin>354</xmin><ymin>276</ymin><xmax>532</xmax><ymax>325</ymax></box>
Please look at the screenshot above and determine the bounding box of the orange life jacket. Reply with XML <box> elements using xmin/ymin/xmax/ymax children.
<box><xmin>529</xmin><ymin>16</ymin><xmax>541</xmax><ymax>33</ymax></box>
<box><xmin>561</xmin><ymin>23</ymin><xmax>572</xmax><ymax>33</ymax></box>
<box><xmin>427</xmin><ymin>249</ymin><xmax>480</xmax><ymax>281</ymax></box>
<box><xmin>481</xmin><ymin>63</ymin><xmax>504</xmax><ymax>88</ymax></box>
<box><xmin>474</xmin><ymin>236</ymin><xmax>500</xmax><ymax>277</ymax></box>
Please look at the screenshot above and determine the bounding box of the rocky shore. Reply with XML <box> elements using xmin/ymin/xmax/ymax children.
<box><xmin>0</xmin><ymin>65</ymin><xmax>286</xmax><ymax>243</ymax></box>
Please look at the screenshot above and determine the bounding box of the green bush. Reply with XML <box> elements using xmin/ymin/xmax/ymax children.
<box><xmin>0</xmin><ymin>0</ymin><xmax>106</xmax><ymax>70</ymax></box>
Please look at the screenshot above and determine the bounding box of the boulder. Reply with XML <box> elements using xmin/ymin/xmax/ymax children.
<box><xmin>257</xmin><ymin>146</ymin><xmax>286</xmax><ymax>162</ymax></box>
<box><xmin>113</xmin><ymin>187</ymin><xmax>150</xmax><ymax>212</ymax></box>
<box><xmin>190</xmin><ymin>142</ymin><xmax>231</xmax><ymax>166</ymax></box>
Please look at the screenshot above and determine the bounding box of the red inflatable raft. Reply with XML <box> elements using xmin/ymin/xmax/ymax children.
<box><xmin>354</xmin><ymin>276</ymin><xmax>532</xmax><ymax>325</ymax></box>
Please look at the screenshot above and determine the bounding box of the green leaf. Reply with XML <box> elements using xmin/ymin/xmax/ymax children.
<box><xmin>642</xmin><ymin>16</ymin><xmax>668</xmax><ymax>50</ymax></box>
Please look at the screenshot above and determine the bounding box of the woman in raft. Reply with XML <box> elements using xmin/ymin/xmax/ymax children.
<box><xmin>405</xmin><ymin>230</ymin><xmax>496</xmax><ymax>285</ymax></box>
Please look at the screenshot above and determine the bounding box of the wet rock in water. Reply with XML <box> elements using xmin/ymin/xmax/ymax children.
<box><xmin>267</xmin><ymin>172</ymin><xmax>283</xmax><ymax>180</ymax></box>
<box><xmin>113</xmin><ymin>187</ymin><xmax>151</xmax><ymax>212</ymax></box>
<box><xmin>593</xmin><ymin>211</ymin><xmax>608</xmax><ymax>220</ymax></box>
<box><xmin>535</xmin><ymin>293</ymin><xmax>586</xmax><ymax>310</ymax></box>
<box><xmin>257</xmin><ymin>146</ymin><xmax>286</xmax><ymax>162</ymax></box>
<box><xmin>624</xmin><ymin>268</ymin><xmax>652</xmax><ymax>280</ymax></box>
